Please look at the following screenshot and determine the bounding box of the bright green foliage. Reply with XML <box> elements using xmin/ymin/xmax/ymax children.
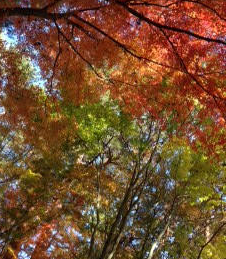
<box><xmin>162</xmin><ymin>138</ymin><xmax>193</xmax><ymax>180</ymax></box>
<box><xmin>0</xmin><ymin>99</ymin><xmax>226</xmax><ymax>259</ymax></box>
<box><xmin>20</xmin><ymin>169</ymin><xmax>42</xmax><ymax>194</ymax></box>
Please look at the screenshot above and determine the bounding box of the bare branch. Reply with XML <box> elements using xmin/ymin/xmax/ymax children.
<box><xmin>196</xmin><ymin>222</ymin><xmax>226</xmax><ymax>259</ymax></box>
<box><xmin>73</xmin><ymin>14</ymin><xmax>179</xmax><ymax>69</ymax></box>
<box><xmin>42</xmin><ymin>0</ymin><xmax>63</xmax><ymax>11</ymax></box>
<box><xmin>77</xmin><ymin>6</ymin><xmax>108</xmax><ymax>12</ymax></box>
<box><xmin>127</xmin><ymin>0</ymin><xmax>177</xmax><ymax>8</ymax></box>
<box><xmin>66</xmin><ymin>18</ymin><xmax>97</xmax><ymax>40</ymax></box>
<box><xmin>159</xmin><ymin>28</ymin><xmax>226</xmax><ymax>119</ymax></box>
<box><xmin>54</xmin><ymin>21</ymin><xmax>102</xmax><ymax>78</ymax></box>
<box><xmin>182</xmin><ymin>0</ymin><xmax>226</xmax><ymax>23</ymax></box>
<box><xmin>116</xmin><ymin>1</ymin><xmax>226</xmax><ymax>46</ymax></box>
<box><xmin>50</xmin><ymin>25</ymin><xmax>62</xmax><ymax>92</ymax></box>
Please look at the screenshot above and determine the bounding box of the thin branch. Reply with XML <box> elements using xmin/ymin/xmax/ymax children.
<box><xmin>73</xmin><ymin>14</ymin><xmax>141</xmax><ymax>57</ymax></box>
<box><xmin>88</xmin><ymin>170</ymin><xmax>101</xmax><ymax>258</ymax></box>
<box><xmin>128</xmin><ymin>0</ymin><xmax>226</xmax><ymax>24</ymax></box>
<box><xmin>77</xmin><ymin>6</ymin><xmax>108</xmax><ymax>12</ymax></box>
<box><xmin>159</xmin><ymin>28</ymin><xmax>226</xmax><ymax>118</ymax></box>
<box><xmin>54</xmin><ymin>21</ymin><xmax>102</xmax><ymax>78</ymax></box>
<box><xmin>127</xmin><ymin>1</ymin><xmax>177</xmax><ymax>8</ymax></box>
<box><xmin>50</xmin><ymin>24</ymin><xmax>62</xmax><ymax>92</ymax></box>
<box><xmin>42</xmin><ymin>0</ymin><xmax>63</xmax><ymax>11</ymax></box>
<box><xmin>182</xmin><ymin>0</ymin><xmax>226</xmax><ymax>23</ymax></box>
<box><xmin>73</xmin><ymin>13</ymin><xmax>178</xmax><ymax>69</ymax></box>
<box><xmin>116</xmin><ymin>1</ymin><xmax>226</xmax><ymax>46</ymax></box>
<box><xmin>147</xmin><ymin>216</ymin><xmax>171</xmax><ymax>259</ymax></box>
<box><xmin>66</xmin><ymin>18</ymin><xmax>97</xmax><ymax>40</ymax></box>
<box><xmin>196</xmin><ymin>222</ymin><xmax>226</xmax><ymax>259</ymax></box>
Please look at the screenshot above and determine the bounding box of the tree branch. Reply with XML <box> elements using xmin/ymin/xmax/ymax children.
<box><xmin>182</xmin><ymin>0</ymin><xmax>226</xmax><ymax>23</ymax></box>
<box><xmin>116</xmin><ymin>1</ymin><xmax>226</xmax><ymax>46</ymax></box>
<box><xmin>196</xmin><ymin>222</ymin><xmax>226</xmax><ymax>259</ymax></box>
<box><xmin>49</xmin><ymin>24</ymin><xmax>62</xmax><ymax>92</ymax></box>
<box><xmin>42</xmin><ymin>0</ymin><xmax>64</xmax><ymax>11</ymax></box>
<box><xmin>54</xmin><ymin>21</ymin><xmax>102</xmax><ymax>78</ymax></box>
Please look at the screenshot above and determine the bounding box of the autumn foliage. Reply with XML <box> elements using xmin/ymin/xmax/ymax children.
<box><xmin>0</xmin><ymin>1</ymin><xmax>226</xmax><ymax>259</ymax></box>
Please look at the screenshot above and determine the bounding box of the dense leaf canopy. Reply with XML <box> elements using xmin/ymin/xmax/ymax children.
<box><xmin>0</xmin><ymin>1</ymin><xmax>226</xmax><ymax>259</ymax></box>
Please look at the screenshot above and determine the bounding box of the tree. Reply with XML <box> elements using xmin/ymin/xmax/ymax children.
<box><xmin>0</xmin><ymin>1</ymin><xmax>226</xmax><ymax>258</ymax></box>
<box><xmin>1</xmin><ymin>0</ymin><xmax>226</xmax><ymax>147</ymax></box>
<box><xmin>0</xmin><ymin>92</ymin><xmax>225</xmax><ymax>258</ymax></box>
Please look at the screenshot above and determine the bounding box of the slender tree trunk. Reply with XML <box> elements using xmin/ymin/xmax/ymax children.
<box><xmin>147</xmin><ymin>217</ymin><xmax>171</xmax><ymax>259</ymax></box>
<box><xmin>88</xmin><ymin>170</ymin><xmax>101</xmax><ymax>258</ymax></box>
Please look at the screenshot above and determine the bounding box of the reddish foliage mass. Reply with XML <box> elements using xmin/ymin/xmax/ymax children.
<box><xmin>1</xmin><ymin>1</ymin><xmax>226</xmax><ymax>150</ymax></box>
<box><xmin>0</xmin><ymin>2</ymin><xmax>226</xmax><ymax>257</ymax></box>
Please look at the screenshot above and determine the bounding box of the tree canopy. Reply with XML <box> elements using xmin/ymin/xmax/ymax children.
<box><xmin>0</xmin><ymin>1</ymin><xmax>226</xmax><ymax>259</ymax></box>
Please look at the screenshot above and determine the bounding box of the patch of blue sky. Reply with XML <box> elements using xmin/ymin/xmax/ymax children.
<box><xmin>98</xmin><ymin>0</ymin><xmax>110</xmax><ymax>5</ymax></box>
<box><xmin>0</xmin><ymin>22</ymin><xmax>17</xmax><ymax>48</ymax></box>
<box><xmin>160</xmin><ymin>250</ymin><xmax>169</xmax><ymax>259</ymax></box>
<box><xmin>1</xmin><ymin>26</ymin><xmax>47</xmax><ymax>89</ymax></box>
<box><xmin>165</xmin><ymin>178</ymin><xmax>175</xmax><ymax>190</ymax></box>
<box><xmin>18</xmin><ymin>242</ymin><xmax>35</xmax><ymax>259</ymax></box>
<box><xmin>0</xmin><ymin>106</ymin><xmax>5</xmax><ymax>115</ymax></box>
<box><xmin>18</xmin><ymin>250</ymin><xmax>31</xmax><ymax>259</ymax></box>
<box><xmin>168</xmin><ymin>236</ymin><xmax>175</xmax><ymax>243</ymax></box>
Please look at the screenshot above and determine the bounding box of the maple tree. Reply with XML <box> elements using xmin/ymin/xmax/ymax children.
<box><xmin>1</xmin><ymin>0</ymin><xmax>226</xmax><ymax>147</ymax></box>
<box><xmin>0</xmin><ymin>0</ymin><xmax>226</xmax><ymax>259</ymax></box>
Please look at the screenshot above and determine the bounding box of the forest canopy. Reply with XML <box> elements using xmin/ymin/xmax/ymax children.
<box><xmin>0</xmin><ymin>1</ymin><xmax>226</xmax><ymax>259</ymax></box>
